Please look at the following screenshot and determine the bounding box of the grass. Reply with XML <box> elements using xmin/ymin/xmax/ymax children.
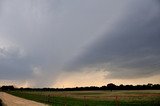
<box><xmin>7</xmin><ymin>90</ymin><xmax>160</xmax><ymax>106</ymax></box>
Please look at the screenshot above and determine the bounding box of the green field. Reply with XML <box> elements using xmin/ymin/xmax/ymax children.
<box><xmin>8</xmin><ymin>90</ymin><xmax>160</xmax><ymax>106</ymax></box>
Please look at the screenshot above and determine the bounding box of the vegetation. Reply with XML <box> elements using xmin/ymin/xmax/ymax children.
<box><xmin>1</xmin><ymin>84</ymin><xmax>160</xmax><ymax>106</ymax></box>
<box><xmin>1</xmin><ymin>83</ymin><xmax>160</xmax><ymax>91</ymax></box>
<box><xmin>7</xmin><ymin>90</ymin><xmax>160</xmax><ymax>106</ymax></box>
<box><xmin>0</xmin><ymin>85</ymin><xmax>15</xmax><ymax>91</ymax></box>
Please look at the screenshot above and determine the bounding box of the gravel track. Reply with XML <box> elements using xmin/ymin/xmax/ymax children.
<box><xmin>0</xmin><ymin>92</ymin><xmax>48</xmax><ymax>106</ymax></box>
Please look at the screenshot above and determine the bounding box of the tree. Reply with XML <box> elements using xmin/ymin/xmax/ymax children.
<box><xmin>1</xmin><ymin>85</ymin><xmax>15</xmax><ymax>91</ymax></box>
<box><xmin>107</xmin><ymin>83</ymin><xmax>116</xmax><ymax>91</ymax></box>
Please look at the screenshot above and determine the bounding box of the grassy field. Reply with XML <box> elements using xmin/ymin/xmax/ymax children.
<box><xmin>8</xmin><ymin>90</ymin><xmax>160</xmax><ymax>106</ymax></box>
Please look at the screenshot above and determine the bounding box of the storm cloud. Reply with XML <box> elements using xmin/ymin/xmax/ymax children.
<box><xmin>67</xmin><ymin>0</ymin><xmax>160</xmax><ymax>79</ymax></box>
<box><xmin>0</xmin><ymin>0</ymin><xmax>160</xmax><ymax>87</ymax></box>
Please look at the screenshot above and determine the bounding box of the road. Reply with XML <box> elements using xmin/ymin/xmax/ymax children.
<box><xmin>0</xmin><ymin>92</ymin><xmax>48</xmax><ymax>106</ymax></box>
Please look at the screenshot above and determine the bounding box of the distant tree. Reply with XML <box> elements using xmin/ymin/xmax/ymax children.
<box><xmin>1</xmin><ymin>85</ymin><xmax>15</xmax><ymax>91</ymax></box>
<box><xmin>101</xmin><ymin>86</ymin><xmax>107</xmax><ymax>90</ymax></box>
<box><xmin>152</xmin><ymin>84</ymin><xmax>160</xmax><ymax>89</ymax></box>
<box><xmin>147</xmin><ymin>83</ymin><xmax>153</xmax><ymax>89</ymax></box>
<box><xmin>119</xmin><ymin>84</ymin><xmax>124</xmax><ymax>90</ymax></box>
<box><xmin>107</xmin><ymin>83</ymin><xmax>116</xmax><ymax>91</ymax></box>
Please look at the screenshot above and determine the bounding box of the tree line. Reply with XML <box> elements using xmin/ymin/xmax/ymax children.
<box><xmin>0</xmin><ymin>83</ymin><xmax>160</xmax><ymax>91</ymax></box>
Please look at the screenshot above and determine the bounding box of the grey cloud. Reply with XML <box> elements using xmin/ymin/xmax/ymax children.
<box><xmin>67</xmin><ymin>0</ymin><xmax>160</xmax><ymax>78</ymax></box>
<box><xmin>0</xmin><ymin>0</ymin><xmax>130</xmax><ymax>87</ymax></box>
<box><xmin>1</xmin><ymin>0</ymin><xmax>159</xmax><ymax>87</ymax></box>
<box><xmin>0</xmin><ymin>46</ymin><xmax>32</xmax><ymax>79</ymax></box>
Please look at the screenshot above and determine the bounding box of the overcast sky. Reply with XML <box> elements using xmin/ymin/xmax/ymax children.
<box><xmin>0</xmin><ymin>0</ymin><xmax>160</xmax><ymax>87</ymax></box>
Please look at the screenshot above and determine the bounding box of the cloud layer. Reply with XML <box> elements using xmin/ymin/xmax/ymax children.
<box><xmin>0</xmin><ymin>0</ymin><xmax>160</xmax><ymax>87</ymax></box>
<box><xmin>67</xmin><ymin>0</ymin><xmax>160</xmax><ymax>79</ymax></box>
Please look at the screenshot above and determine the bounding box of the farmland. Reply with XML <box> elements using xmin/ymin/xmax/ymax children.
<box><xmin>7</xmin><ymin>90</ymin><xmax>160</xmax><ymax>106</ymax></box>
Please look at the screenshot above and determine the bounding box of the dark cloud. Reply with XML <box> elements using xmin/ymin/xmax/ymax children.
<box><xmin>67</xmin><ymin>0</ymin><xmax>160</xmax><ymax>78</ymax></box>
<box><xmin>0</xmin><ymin>46</ymin><xmax>32</xmax><ymax>80</ymax></box>
<box><xmin>0</xmin><ymin>0</ymin><xmax>159</xmax><ymax>87</ymax></box>
<box><xmin>0</xmin><ymin>0</ymin><xmax>130</xmax><ymax>87</ymax></box>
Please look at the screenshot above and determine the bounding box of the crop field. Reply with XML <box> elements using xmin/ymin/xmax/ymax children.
<box><xmin>8</xmin><ymin>90</ymin><xmax>160</xmax><ymax>106</ymax></box>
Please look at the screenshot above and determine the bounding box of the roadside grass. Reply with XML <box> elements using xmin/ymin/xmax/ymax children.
<box><xmin>8</xmin><ymin>91</ymin><xmax>116</xmax><ymax>106</ymax></box>
<box><xmin>7</xmin><ymin>90</ymin><xmax>160</xmax><ymax>106</ymax></box>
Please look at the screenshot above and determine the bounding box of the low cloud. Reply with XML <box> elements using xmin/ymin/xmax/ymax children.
<box><xmin>67</xmin><ymin>0</ymin><xmax>160</xmax><ymax>79</ymax></box>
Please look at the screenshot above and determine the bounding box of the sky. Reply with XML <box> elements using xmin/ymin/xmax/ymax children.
<box><xmin>0</xmin><ymin>0</ymin><xmax>160</xmax><ymax>88</ymax></box>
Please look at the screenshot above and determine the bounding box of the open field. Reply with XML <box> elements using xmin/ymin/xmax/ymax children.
<box><xmin>8</xmin><ymin>90</ymin><xmax>160</xmax><ymax>106</ymax></box>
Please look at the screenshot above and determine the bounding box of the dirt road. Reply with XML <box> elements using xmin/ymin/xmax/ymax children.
<box><xmin>0</xmin><ymin>92</ymin><xmax>48</xmax><ymax>106</ymax></box>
